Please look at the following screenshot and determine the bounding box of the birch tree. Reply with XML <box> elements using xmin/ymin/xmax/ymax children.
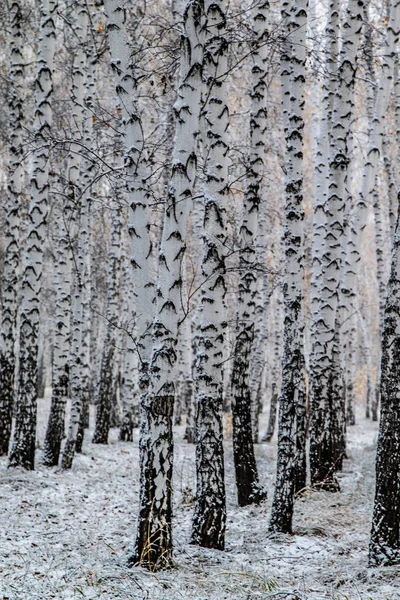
<box><xmin>338</xmin><ymin>0</ymin><xmax>400</xmax><ymax>430</ymax></box>
<box><xmin>131</xmin><ymin>0</ymin><xmax>204</xmax><ymax>568</ymax></box>
<box><xmin>309</xmin><ymin>0</ymin><xmax>364</xmax><ymax>488</ymax></box>
<box><xmin>9</xmin><ymin>0</ymin><xmax>58</xmax><ymax>470</ymax></box>
<box><xmin>190</xmin><ymin>0</ymin><xmax>229</xmax><ymax>550</ymax></box>
<box><xmin>230</xmin><ymin>0</ymin><xmax>269</xmax><ymax>507</ymax></box>
<box><xmin>369</xmin><ymin>208</ymin><xmax>400</xmax><ymax>567</ymax></box>
<box><xmin>268</xmin><ymin>0</ymin><xmax>307</xmax><ymax>534</ymax></box>
<box><xmin>42</xmin><ymin>2</ymin><xmax>96</xmax><ymax>465</ymax></box>
<box><xmin>0</xmin><ymin>0</ymin><xmax>24</xmax><ymax>455</ymax></box>
<box><xmin>92</xmin><ymin>200</ymin><xmax>123</xmax><ymax>444</ymax></box>
<box><xmin>61</xmin><ymin>2</ymin><xmax>91</xmax><ymax>469</ymax></box>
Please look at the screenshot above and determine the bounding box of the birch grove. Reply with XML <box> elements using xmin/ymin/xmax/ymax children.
<box><xmin>2</xmin><ymin>0</ymin><xmax>400</xmax><ymax>584</ymax></box>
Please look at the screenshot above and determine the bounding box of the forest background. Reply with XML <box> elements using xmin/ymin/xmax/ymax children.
<box><xmin>0</xmin><ymin>0</ymin><xmax>400</xmax><ymax>597</ymax></box>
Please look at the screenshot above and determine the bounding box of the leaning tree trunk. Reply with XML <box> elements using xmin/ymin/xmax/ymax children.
<box><xmin>369</xmin><ymin>205</ymin><xmax>400</xmax><ymax>567</ymax></box>
<box><xmin>0</xmin><ymin>0</ymin><xmax>24</xmax><ymax>456</ymax></box>
<box><xmin>230</xmin><ymin>0</ymin><xmax>269</xmax><ymax>507</ymax></box>
<box><xmin>190</xmin><ymin>0</ymin><xmax>229</xmax><ymax>550</ymax></box>
<box><xmin>268</xmin><ymin>0</ymin><xmax>307</xmax><ymax>535</ymax></box>
<box><xmin>131</xmin><ymin>0</ymin><xmax>204</xmax><ymax>569</ymax></box>
<box><xmin>9</xmin><ymin>0</ymin><xmax>58</xmax><ymax>470</ymax></box>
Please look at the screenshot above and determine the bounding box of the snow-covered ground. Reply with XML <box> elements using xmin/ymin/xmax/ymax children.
<box><xmin>0</xmin><ymin>397</ymin><xmax>398</xmax><ymax>600</ymax></box>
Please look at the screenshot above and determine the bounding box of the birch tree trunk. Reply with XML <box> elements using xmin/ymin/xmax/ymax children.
<box><xmin>261</xmin><ymin>292</ymin><xmax>283</xmax><ymax>442</ymax></box>
<box><xmin>92</xmin><ymin>201</ymin><xmax>122</xmax><ymax>444</ymax></box>
<box><xmin>119</xmin><ymin>243</ymin><xmax>140</xmax><ymax>441</ymax></box>
<box><xmin>230</xmin><ymin>0</ymin><xmax>269</xmax><ymax>507</ymax></box>
<box><xmin>41</xmin><ymin>197</ymin><xmax>73</xmax><ymax>465</ymax></box>
<box><xmin>9</xmin><ymin>0</ymin><xmax>58</xmax><ymax>470</ymax></box>
<box><xmin>0</xmin><ymin>0</ymin><xmax>24</xmax><ymax>455</ymax></box>
<box><xmin>369</xmin><ymin>206</ymin><xmax>400</xmax><ymax>567</ymax></box>
<box><xmin>42</xmin><ymin>3</ymin><xmax>95</xmax><ymax>464</ymax></box>
<box><xmin>268</xmin><ymin>0</ymin><xmax>307</xmax><ymax>534</ymax></box>
<box><xmin>309</xmin><ymin>0</ymin><xmax>364</xmax><ymax>488</ymax></box>
<box><xmin>131</xmin><ymin>0</ymin><xmax>204</xmax><ymax>569</ymax></box>
<box><xmin>189</xmin><ymin>0</ymin><xmax>231</xmax><ymax>549</ymax></box>
<box><xmin>62</xmin><ymin>199</ymin><xmax>91</xmax><ymax>468</ymax></box>
<box><xmin>339</xmin><ymin>0</ymin><xmax>400</xmax><ymax>433</ymax></box>
<box><xmin>61</xmin><ymin>3</ymin><xmax>91</xmax><ymax>469</ymax></box>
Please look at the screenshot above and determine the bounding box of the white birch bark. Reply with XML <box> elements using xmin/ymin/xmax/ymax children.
<box><xmin>343</xmin><ymin>0</ymin><xmax>400</xmax><ymax>284</ymax></box>
<box><xmin>310</xmin><ymin>0</ymin><xmax>339</xmax><ymax>339</ymax></box>
<box><xmin>9</xmin><ymin>0</ymin><xmax>58</xmax><ymax>470</ymax></box>
<box><xmin>92</xmin><ymin>198</ymin><xmax>123</xmax><ymax>444</ymax></box>
<box><xmin>190</xmin><ymin>0</ymin><xmax>229</xmax><ymax>550</ymax></box>
<box><xmin>309</xmin><ymin>0</ymin><xmax>364</xmax><ymax>488</ymax></box>
<box><xmin>41</xmin><ymin>197</ymin><xmax>73</xmax><ymax>465</ymax></box>
<box><xmin>358</xmin><ymin>307</ymin><xmax>374</xmax><ymax>419</ymax></box>
<box><xmin>261</xmin><ymin>290</ymin><xmax>283</xmax><ymax>442</ymax></box>
<box><xmin>62</xmin><ymin>196</ymin><xmax>91</xmax><ymax>469</ymax></box>
<box><xmin>175</xmin><ymin>280</ymin><xmax>193</xmax><ymax>426</ymax></box>
<box><xmin>369</xmin><ymin>208</ymin><xmax>400</xmax><ymax>566</ymax></box>
<box><xmin>339</xmin><ymin>0</ymin><xmax>400</xmax><ymax>431</ymax></box>
<box><xmin>269</xmin><ymin>0</ymin><xmax>307</xmax><ymax>534</ymax></box>
<box><xmin>42</xmin><ymin>1</ymin><xmax>95</xmax><ymax>464</ymax></box>
<box><xmin>119</xmin><ymin>241</ymin><xmax>140</xmax><ymax>441</ymax></box>
<box><xmin>61</xmin><ymin>2</ymin><xmax>91</xmax><ymax>469</ymax></box>
<box><xmin>79</xmin><ymin>26</ymin><xmax>98</xmax><ymax>437</ymax></box>
<box><xmin>250</xmin><ymin>212</ymin><xmax>270</xmax><ymax>442</ymax></box>
<box><xmin>0</xmin><ymin>0</ymin><xmax>25</xmax><ymax>455</ymax></box>
<box><xmin>230</xmin><ymin>0</ymin><xmax>269</xmax><ymax>505</ymax></box>
<box><xmin>132</xmin><ymin>0</ymin><xmax>204</xmax><ymax>568</ymax></box>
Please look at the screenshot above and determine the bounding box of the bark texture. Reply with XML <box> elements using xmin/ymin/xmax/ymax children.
<box><xmin>0</xmin><ymin>0</ymin><xmax>24</xmax><ymax>455</ymax></box>
<box><xmin>230</xmin><ymin>0</ymin><xmax>269</xmax><ymax>507</ymax></box>
<box><xmin>9</xmin><ymin>0</ymin><xmax>58</xmax><ymax>470</ymax></box>
<box><xmin>132</xmin><ymin>0</ymin><xmax>204</xmax><ymax>569</ymax></box>
<box><xmin>268</xmin><ymin>0</ymin><xmax>307</xmax><ymax>534</ymax></box>
<box><xmin>191</xmin><ymin>0</ymin><xmax>229</xmax><ymax>550</ymax></box>
<box><xmin>369</xmin><ymin>207</ymin><xmax>400</xmax><ymax>567</ymax></box>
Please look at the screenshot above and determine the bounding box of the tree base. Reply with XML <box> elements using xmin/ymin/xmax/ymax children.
<box><xmin>127</xmin><ymin>547</ymin><xmax>174</xmax><ymax>571</ymax></box>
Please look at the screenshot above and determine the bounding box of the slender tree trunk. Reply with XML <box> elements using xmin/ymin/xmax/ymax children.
<box><xmin>261</xmin><ymin>292</ymin><xmax>283</xmax><ymax>442</ymax></box>
<box><xmin>119</xmin><ymin>244</ymin><xmax>140</xmax><ymax>441</ymax></box>
<box><xmin>250</xmin><ymin>196</ymin><xmax>270</xmax><ymax>442</ymax></box>
<box><xmin>369</xmin><ymin>205</ymin><xmax>400</xmax><ymax>567</ymax></box>
<box><xmin>92</xmin><ymin>202</ymin><xmax>122</xmax><ymax>444</ymax></box>
<box><xmin>42</xmin><ymin>3</ymin><xmax>94</xmax><ymax>464</ymax></box>
<box><xmin>60</xmin><ymin>3</ymin><xmax>91</xmax><ymax>469</ymax></box>
<box><xmin>62</xmin><ymin>200</ymin><xmax>91</xmax><ymax>469</ymax></box>
<box><xmin>309</xmin><ymin>0</ymin><xmax>364</xmax><ymax>489</ymax></box>
<box><xmin>9</xmin><ymin>0</ymin><xmax>58</xmax><ymax>470</ymax></box>
<box><xmin>41</xmin><ymin>197</ymin><xmax>73</xmax><ymax>465</ymax></box>
<box><xmin>0</xmin><ymin>0</ymin><xmax>24</xmax><ymax>455</ymax></box>
<box><xmin>230</xmin><ymin>0</ymin><xmax>269</xmax><ymax>507</ymax></box>
<box><xmin>344</xmin><ymin>317</ymin><xmax>356</xmax><ymax>426</ymax></box>
<box><xmin>268</xmin><ymin>0</ymin><xmax>308</xmax><ymax>534</ymax></box>
<box><xmin>190</xmin><ymin>0</ymin><xmax>228</xmax><ymax>549</ymax></box>
<box><xmin>131</xmin><ymin>0</ymin><xmax>204</xmax><ymax>569</ymax></box>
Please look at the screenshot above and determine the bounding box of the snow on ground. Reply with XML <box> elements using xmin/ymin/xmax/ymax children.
<box><xmin>0</xmin><ymin>397</ymin><xmax>399</xmax><ymax>600</ymax></box>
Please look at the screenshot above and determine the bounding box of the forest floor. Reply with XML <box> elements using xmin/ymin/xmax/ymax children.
<box><xmin>0</xmin><ymin>396</ymin><xmax>399</xmax><ymax>600</ymax></box>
